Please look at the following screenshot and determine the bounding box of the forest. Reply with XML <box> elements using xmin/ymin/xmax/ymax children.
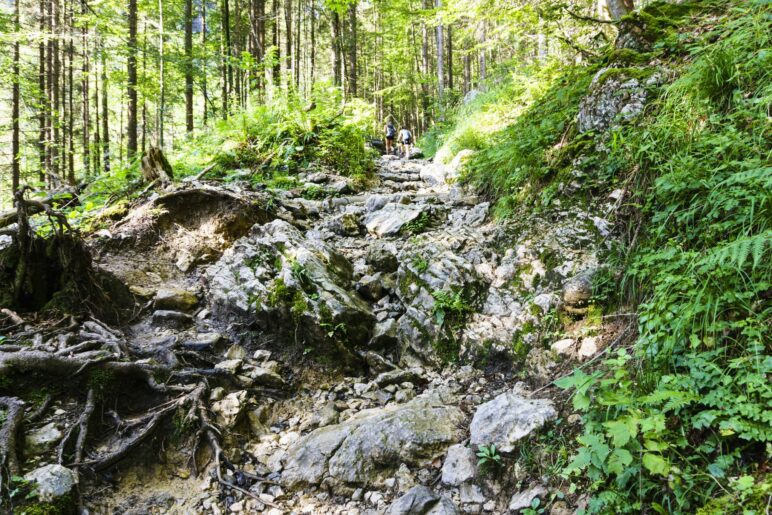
<box><xmin>0</xmin><ymin>0</ymin><xmax>769</xmax><ymax>513</ymax></box>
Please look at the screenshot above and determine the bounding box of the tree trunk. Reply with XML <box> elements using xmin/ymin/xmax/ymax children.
<box><xmin>202</xmin><ymin>0</ymin><xmax>208</xmax><ymax>125</ymax></box>
<box><xmin>446</xmin><ymin>25</ymin><xmax>453</xmax><ymax>91</ymax></box>
<box><xmin>606</xmin><ymin>0</ymin><xmax>634</xmax><ymax>20</ymax></box>
<box><xmin>331</xmin><ymin>10</ymin><xmax>342</xmax><ymax>88</ymax></box>
<box><xmin>52</xmin><ymin>0</ymin><xmax>61</xmax><ymax>184</ymax></box>
<box><xmin>221</xmin><ymin>0</ymin><xmax>231</xmax><ymax>117</ymax></box>
<box><xmin>309</xmin><ymin>1</ymin><xmax>315</xmax><ymax>87</ymax></box>
<box><xmin>284</xmin><ymin>0</ymin><xmax>292</xmax><ymax>87</ymax></box>
<box><xmin>11</xmin><ymin>0</ymin><xmax>20</xmax><ymax>194</ymax></box>
<box><xmin>101</xmin><ymin>40</ymin><xmax>110</xmax><ymax>173</ymax></box>
<box><xmin>81</xmin><ymin>0</ymin><xmax>90</xmax><ymax>177</ymax></box>
<box><xmin>346</xmin><ymin>2</ymin><xmax>357</xmax><ymax>97</ymax></box>
<box><xmin>435</xmin><ymin>0</ymin><xmax>444</xmax><ymax>106</ymax></box>
<box><xmin>184</xmin><ymin>0</ymin><xmax>193</xmax><ymax>132</ymax></box>
<box><xmin>158</xmin><ymin>0</ymin><xmax>165</xmax><ymax>147</ymax></box>
<box><xmin>463</xmin><ymin>53</ymin><xmax>470</xmax><ymax>94</ymax></box>
<box><xmin>271</xmin><ymin>0</ymin><xmax>280</xmax><ymax>86</ymax></box>
<box><xmin>38</xmin><ymin>0</ymin><xmax>47</xmax><ymax>183</ymax></box>
<box><xmin>127</xmin><ymin>0</ymin><xmax>138</xmax><ymax>158</ymax></box>
<box><xmin>66</xmin><ymin>0</ymin><xmax>75</xmax><ymax>184</ymax></box>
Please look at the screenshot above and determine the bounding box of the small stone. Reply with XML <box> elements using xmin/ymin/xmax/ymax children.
<box><xmin>24</xmin><ymin>465</ymin><xmax>78</xmax><ymax>503</ymax></box>
<box><xmin>562</xmin><ymin>274</ymin><xmax>592</xmax><ymax>308</ymax></box>
<box><xmin>550</xmin><ymin>338</ymin><xmax>576</xmax><ymax>355</ymax></box>
<box><xmin>384</xmin><ymin>477</ymin><xmax>397</xmax><ymax>489</ymax></box>
<box><xmin>229</xmin><ymin>500</ymin><xmax>243</xmax><ymax>512</ymax></box>
<box><xmin>459</xmin><ymin>484</ymin><xmax>485</xmax><ymax>505</ymax></box>
<box><xmin>441</xmin><ymin>444</ymin><xmax>477</xmax><ymax>486</ymax></box>
<box><xmin>483</xmin><ymin>500</ymin><xmax>495</xmax><ymax>512</ymax></box>
<box><xmin>210</xmin><ymin>387</ymin><xmax>226</xmax><ymax>402</ymax></box>
<box><xmin>214</xmin><ymin>359</ymin><xmax>243</xmax><ymax>374</ymax></box>
<box><xmin>211</xmin><ymin>390</ymin><xmax>247</xmax><ymax>429</ymax></box>
<box><xmin>508</xmin><ymin>486</ymin><xmax>547</xmax><ymax>512</ymax></box>
<box><xmin>352</xmin><ymin>488</ymin><xmax>364</xmax><ymax>501</ymax></box>
<box><xmin>578</xmin><ymin>337</ymin><xmax>598</xmax><ymax>358</ymax></box>
<box><xmin>225</xmin><ymin>344</ymin><xmax>247</xmax><ymax>360</ymax></box>
<box><xmin>253</xmin><ymin>350</ymin><xmax>272</xmax><ymax>361</ymax></box>
<box><xmin>154</xmin><ymin>288</ymin><xmax>198</xmax><ymax>312</ymax></box>
<box><xmin>25</xmin><ymin>422</ymin><xmax>63</xmax><ymax>455</ymax></box>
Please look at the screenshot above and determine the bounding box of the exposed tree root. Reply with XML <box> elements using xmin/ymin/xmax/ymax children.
<box><xmin>0</xmin><ymin>397</ymin><xmax>25</xmax><ymax>482</ymax></box>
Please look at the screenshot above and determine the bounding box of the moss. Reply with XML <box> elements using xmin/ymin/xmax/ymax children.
<box><xmin>267</xmin><ymin>278</ymin><xmax>294</xmax><ymax>307</ymax></box>
<box><xmin>290</xmin><ymin>291</ymin><xmax>309</xmax><ymax>322</ymax></box>
<box><xmin>595</xmin><ymin>66</ymin><xmax>657</xmax><ymax>86</ymax></box>
<box><xmin>17</xmin><ymin>493</ymin><xmax>76</xmax><ymax>515</ymax></box>
<box><xmin>87</xmin><ymin>368</ymin><xmax>117</xmax><ymax>398</ymax></box>
<box><xmin>605</xmin><ymin>48</ymin><xmax>653</xmax><ymax>66</ymax></box>
<box><xmin>538</xmin><ymin>248</ymin><xmax>560</xmax><ymax>272</ymax></box>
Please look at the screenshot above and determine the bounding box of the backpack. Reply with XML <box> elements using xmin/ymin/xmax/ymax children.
<box><xmin>386</xmin><ymin>124</ymin><xmax>396</xmax><ymax>138</ymax></box>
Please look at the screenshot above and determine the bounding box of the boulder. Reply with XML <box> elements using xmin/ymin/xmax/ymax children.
<box><xmin>363</xmin><ymin>203</ymin><xmax>427</xmax><ymax>237</ymax></box>
<box><xmin>207</xmin><ymin>220</ymin><xmax>375</xmax><ymax>363</ymax></box>
<box><xmin>25</xmin><ymin>422</ymin><xmax>63</xmax><ymax>455</ymax></box>
<box><xmin>356</xmin><ymin>273</ymin><xmax>386</xmax><ymax>302</ymax></box>
<box><xmin>153</xmin><ymin>287</ymin><xmax>198</xmax><ymax>311</ymax></box>
<box><xmin>441</xmin><ymin>444</ymin><xmax>477</xmax><ymax>486</ymax></box>
<box><xmin>386</xmin><ymin>486</ymin><xmax>458</xmax><ymax>515</ymax></box>
<box><xmin>469</xmin><ymin>389</ymin><xmax>556</xmax><ymax>453</ymax></box>
<box><xmin>283</xmin><ymin>391</ymin><xmax>464</xmax><ymax>489</ymax></box>
<box><xmin>420</xmin><ymin>163</ymin><xmax>455</xmax><ymax>187</ymax></box>
<box><xmin>24</xmin><ymin>464</ymin><xmax>78</xmax><ymax>503</ymax></box>
<box><xmin>562</xmin><ymin>273</ymin><xmax>593</xmax><ymax>311</ymax></box>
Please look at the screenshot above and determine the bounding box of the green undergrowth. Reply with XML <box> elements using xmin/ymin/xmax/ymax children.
<box><xmin>427</xmin><ymin>0</ymin><xmax>771</xmax><ymax>512</ymax></box>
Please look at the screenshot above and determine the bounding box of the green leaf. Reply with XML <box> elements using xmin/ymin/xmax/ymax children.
<box><xmin>607</xmin><ymin>448</ymin><xmax>633</xmax><ymax>476</ymax></box>
<box><xmin>642</xmin><ymin>453</ymin><xmax>670</xmax><ymax>477</ymax></box>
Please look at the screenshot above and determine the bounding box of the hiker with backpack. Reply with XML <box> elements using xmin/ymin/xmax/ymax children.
<box><xmin>384</xmin><ymin>121</ymin><xmax>397</xmax><ymax>154</ymax></box>
<box><xmin>399</xmin><ymin>127</ymin><xmax>413</xmax><ymax>158</ymax></box>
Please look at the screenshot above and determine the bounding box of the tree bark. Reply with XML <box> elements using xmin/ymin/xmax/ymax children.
<box><xmin>127</xmin><ymin>0</ymin><xmax>138</xmax><ymax>158</ymax></box>
<box><xmin>101</xmin><ymin>40</ymin><xmax>110</xmax><ymax>173</ymax></box>
<box><xmin>271</xmin><ymin>0</ymin><xmax>280</xmax><ymax>86</ymax></box>
<box><xmin>446</xmin><ymin>25</ymin><xmax>453</xmax><ymax>91</ymax></box>
<box><xmin>202</xmin><ymin>0</ymin><xmax>208</xmax><ymax>125</ymax></box>
<box><xmin>185</xmin><ymin>0</ymin><xmax>194</xmax><ymax>132</ymax></box>
<box><xmin>331</xmin><ymin>10</ymin><xmax>342</xmax><ymax>88</ymax></box>
<box><xmin>81</xmin><ymin>0</ymin><xmax>90</xmax><ymax>178</ymax></box>
<box><xmin>38</xmin><ymin>0</ymin><xmax>47</xmax><ymax>183</ymax></box>
<box><xmin>346</xmin><ymin>2</ymin><xmax>357</xmax><ymax>97</ymax></box>
<box><xmin>284</xmin><ymin>0</ymin><xmax>292</xmax><ymax>88</ymax></box>
<box><xmin>11</xmin><ymin>0</ymin><xmax>21</xmax><ymax>194</ymax></box>
<box><xmin>158</xmin><ymin>0</ymin><xmax>166</xmax><ymax>146</ymax></box>
<box><xmin>435</xmin><ymin>0</ymin><xmax>444</xmax><ymax>107</ymax></box>
<box><xmin>221</xmin><ymin>0</ymin><xmax>231</xmax><ymax>117</ymax></box>
<box><xmin>606</xmin><ymin>0</ymin><xmax>634</xmax><ymax>20</ymax></box>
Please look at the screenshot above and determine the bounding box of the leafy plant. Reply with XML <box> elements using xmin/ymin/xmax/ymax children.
<box><xmin>476</xmin><ymin>444</ymin><xmax>503</xmax><ymax>470</ymax></box>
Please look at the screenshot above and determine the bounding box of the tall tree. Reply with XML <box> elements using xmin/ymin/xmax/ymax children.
<box><xmin>435</xmin><ymin>0</ymin><xmax>444</xmax><ymax>106</ymax></box>
<box><xmin>185</xmin><ymin>0</ymin><xmax>194</xmax><ymax>132</ymax></box>
<box><xmin>38</xmin><ymin>0</ymin><xmax>47</xmax><ymax>182</ymax></box>
<box><xmin>101</xmin><ymin>40</ymin><xmax>110</xmax><ymax>172</ymax></box>
<box><xmin>81</xmin><ymin>0</ymin><xmax>90</xmax><ymax>176</ymax></box>
<box><xmin>346</xmin><ymin>1</ymin><xmax>357</xmax><ymax>97</ymax></box>
<box><xmin>11</xmin><ymin>0</ymin><xmax>21</xmax><ymax>193</ymax></box>
<box><xmin>330</xmin><ymin>9</ymin><xmax>342</xmax><ymax>87</ymax></box>
<box><xmin>127</xmin><ymin>0</ymin><xmax>138</xmax><ymax>158</ymax></box>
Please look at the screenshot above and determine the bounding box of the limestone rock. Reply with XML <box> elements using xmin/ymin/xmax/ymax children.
<box><xmin>441</xmin><ymin>444</ymin><xmax>477</xmax><ymax>486</ymax></box>
<box><xmin>508</xmin><ymin>485</ymin><xmax>547</xmax><ymax>512</ymax></box>
<box><xmin>363</xmin><ymin>203</ymin><xmax>427</xmax><ymax>237</ymax></box>
<box><xmin>152</xmin><ymin>310</ymin><xmax>193</xmax><ymax>329</ymax></box>
<box><xmin>25</xmin><ymin>422</ymin><xmax>63</xmax><ymax>455</ymax></box>
<box><xmin>386</xmin><ymin>486</ymin><xmax>459</xmax><ymax>515</ymax></box>
<box><xmin>24</xmin><ymin>465</ymin><xmax>78</xmax><ymax>502</ymax></box>
<box><xmin>154</xmin><ymin>287</ymin><xmax>198</xmax><ymax>311</ymax></box>
<box><xmin>211</xmin><ymin>390</ymin><xmax>248</xmax><ymax>429</ymax></box>
<box><xmin>283</xmin><ymin>392</ymin><xmax>464</xmax><ymax>489</ymax></box>
<box><xmin>562</xmin><ymin>274</ymin><xmax>593</xmax><ymax>309</ymax></box>
<box><xmin>207</xmin><ymin>219</ymin><xmax>374</xmax><ymax>362</ymax></box>
<box><xmin>469</xmin><ymin>389</ymin><xmax>556</xmax><ymax>453</ymax></box>
<box><xmin>367</xmin><ymin>242</ymin><xmax>399</xmax><ymax>273</ymax></box>
<box><xmin>578</xmin><ymin>68</ymin><xmax>652</xmax><ymax>133</ymax></box>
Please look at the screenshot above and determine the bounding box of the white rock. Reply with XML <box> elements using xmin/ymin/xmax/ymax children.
<box><xmin>441</xmin><ymin>444</ymin><xmax>477</xmax><ymax>486</ymax></box>
<box><xmin>211</xmin><ymin>390</ymin><xmax>247</xmax><ymax>429</ymax></box>
<box><xmin>24</xmin><ymin>465</ymin><xmax>77</xmax><ymax>502</ymax></box>
<box><xmin>508</xmin><ymin>485</ymin><xmax>547</xmax><ymax>511</ymax></box>
<box><xmin>550</xmin><ymin>338</ymin><xmax>576</xmax><ymax>355</ymax></box>
<box><xmin>214</xmin><ymin>359</ymin><xmax>243</xmax><ymax>374</ymax></box>
<box><xmin>578</xmin><ymin>337</ymin><xmax>598</xmax><ymax>358</ymax></box>
<box><xmin>25</xmin><ymin>422</ymin><xmax>63</xmax><ymax>455</ymax></box>
<box><xmin>469</xmin><ymin>388</ymin><xmax>556</xmax><ymax>453</ymax></box>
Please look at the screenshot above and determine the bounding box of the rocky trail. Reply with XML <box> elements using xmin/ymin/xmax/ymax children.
<box><xmin>1</xmin><ymin>154</ymin><xmax>618</xmax><ymax>514</ymax></box>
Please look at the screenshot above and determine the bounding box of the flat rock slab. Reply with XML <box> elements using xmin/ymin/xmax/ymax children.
<box><xmin>363</xmin><ymin>203</ymin><xmax>426</xmax><ymax>237</ymax></box>
<box><xmin>283</xmin><ymin>391</ymin><xmax>464</xmax><ymax>489</ymax></box>
<box><xmin>469</xmin><ymin>388</ymin><xmax>556</xmax><ymax>453</ymax></box>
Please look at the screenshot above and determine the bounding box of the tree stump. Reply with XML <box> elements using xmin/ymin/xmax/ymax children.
<box><xmin>141</xmin><ymin>147</ymin><xmax>174</xmax><ymax>183</ymax></box>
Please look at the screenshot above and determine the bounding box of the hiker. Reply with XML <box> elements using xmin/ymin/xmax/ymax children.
<box><xmin>384</xmin><ymin>120</ymin><xmax>397</xmax><ymax>154</ymax></box>
<box><xmin>399</xmin><ymin>127</ymin><xmax>413</xmax><ymax>158</ymax></box>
